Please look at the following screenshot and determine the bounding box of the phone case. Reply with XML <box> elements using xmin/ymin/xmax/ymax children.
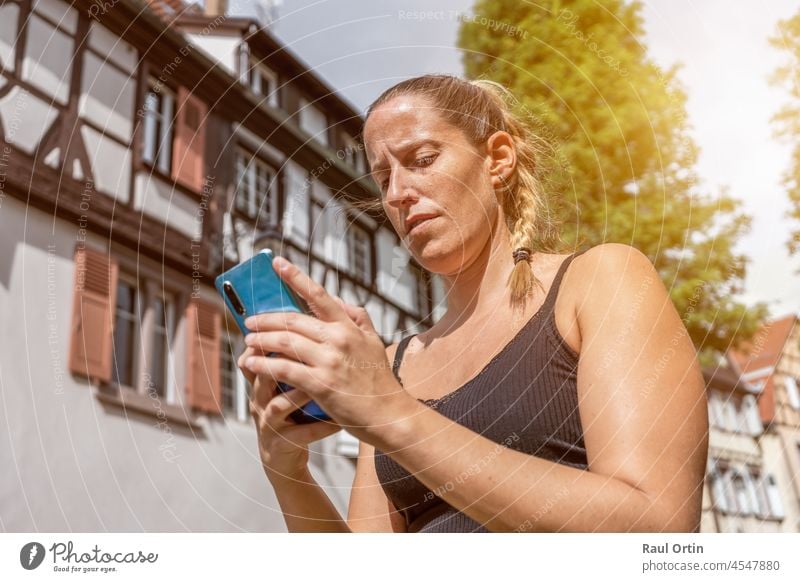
<box><xmin>214</xmin><ymin>249</ymin><xmax>332</xmax><ymax>423</ymax></box>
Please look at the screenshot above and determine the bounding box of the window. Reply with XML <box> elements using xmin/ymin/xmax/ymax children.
<box><xmin>341</xmin><ymin>134</ymin><xmax>362</xmax><ymax>171</ymax></box>
<box><xmin>298</xmin><ymin>97</ymin><xmax>329</xmax><ymax>146</ymax></box>
<box><xmin>741</xmin><ymin>394</ymin><xmax>762</xmax><ymax>435</ymax></box>
<box><xmin>785</xmin><ymin>376</ymin><xmax>800</xmax><ymax>410</ymax></box>
<box><xmin>731</xmin><ymin>471</ymin><xmax>752</xmax><ymax>515</ymax></box>
<box><xmin>748</xmin><ymin>466</ymin><xmax>771</xmax><ymax>518</ymax></box>
<box><xmin>708</xmin><ymin>460</ymin><xmax>732</xmax><ymax>513</ymax></box>
<box><xmin>110</xmin><ymin>275</ymin><xmax>176</xmax><ymax>401</ymax></box>
<box><xmin>248</xmin><ymin>60</ymin><xmax>280</xmax><ymax>108</ymax></box>
<box><xmin>347</xmin><ymin>222</ymin><xmax>372</xmax><ymax>283</ymax></box>
<box><xmin>111</xmin><ymin>279</ymin><xmax>140</xmax><ymax>388</ymax></box>
<box><xmin>221</xmin><ymin>331</ymin><xmax>248</xmax><ymax>421</ymax></box>
<box><xmin>145</xmin><ymin>295</ymin><xmax>175</xmax><ymax>399</ymax></box>
<box><xmin>141</xmin><ymin>80</ymin><xmax>175</xmax><ymax>174</ymax></box>
<box><xmin>708</xmin><ymin>391</ymin><xmax>725</xmax><ymax>430</ymax></box>
<box><xmin>234</xmin><ymin>148</ymin><xmax>279</xmax><ymax>225</ymax></box>
<box><xmin>764</xmin><ymin>474</ymin><xmax>785</xmax><ymax>519</ymax></box>
<box><xmin>722</xmin><ymin>395</ymin><xmax>738</xmax><ymax>432</ymax></box>
<box><xmin>68</xmin><ymin>247</ymin><xmax>222</xmax><ymax>418</ymax></box>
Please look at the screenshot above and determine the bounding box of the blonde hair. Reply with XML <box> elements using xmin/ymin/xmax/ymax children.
<box><xmin>356</xmin><ymin>74</ymin><xmax>564</xmax><ymax>306</ymax></box>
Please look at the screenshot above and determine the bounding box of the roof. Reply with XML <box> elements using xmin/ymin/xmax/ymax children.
<box><xmin>727</xmin><ymin>314</ymin><xmax>798</xmax><ymax>425</ymax></box>
<box><xmin>144</xmin><ymin>0</ymin><xmax>202</xmax><ymax>22</ymax></box>
<box><xmin>728</xmin><ymin>314</ymin><xmax>797</xmax><ymax>375</ymax></box>
<box><xmin>702</xmin><ymin>364</ymin><xmax>756</xmax><ymax>395</ymax></box>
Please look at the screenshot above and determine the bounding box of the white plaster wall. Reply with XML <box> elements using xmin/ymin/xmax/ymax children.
<box><xmin>79</xmin><ymin>51</ymin><xmax>136</xmax><ymax>144</ymax></box>
<box><xmin>87</xmin><ymin>21</ymin><xmax>137</xmax><ymax>75</ymax></box>
<box><xmin>186</xmin><ymin>34</ymin><xmax>239</xmax><ymax>77</ymax></box>
<box><xmin>0</xmin><ymin>85</ymin><xmax>59</xmax><ymax>155</ymax></box>
<box><xmin>298</xmin><ymin>97</ymin><xmax>329</xmax><ymax>147</ymax></box>
<box><xmin>22</xmin><ymin>13</ymin><xmax>73</xmax><ymax>106</ymax></box>
<box><xmin>81</xmin><ymin>125</ymin><xmax>132</xmax><ymax>203</ymax></box>
<box><xmin>134</xmin><ymin>173</ymin><xmax>202</xmax><ymax>241</ymax></box>
<box><xmin>0</xmin><ymin>3</ymin><xmax>19</xmax><ymax>72</ymax></box>
<box><xmin>32</xmin><ymin>0</ymin><xmax>77</xmax><ymax>34</ymax></box>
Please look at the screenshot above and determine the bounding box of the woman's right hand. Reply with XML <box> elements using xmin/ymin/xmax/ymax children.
<box><xmin>237</xmin><ymin>346</ymin><xmax>342</xmax><ymax>482</ymax></box>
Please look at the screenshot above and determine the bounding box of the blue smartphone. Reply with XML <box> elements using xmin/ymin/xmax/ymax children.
<box><xmin>215</xmin><ymin>249</ymin><xmax>332</xmax><ymax>424</ymax></box>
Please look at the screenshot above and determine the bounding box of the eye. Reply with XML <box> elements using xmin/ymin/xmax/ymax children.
<box><xmin>414</xmin><ymin>154</ymin><xmax>438</xmax><ymax>167</ymax></box>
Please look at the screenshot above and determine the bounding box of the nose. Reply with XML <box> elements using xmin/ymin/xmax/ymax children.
<box><xmin>383</xmin><ymin>169</ymin><xmax>418</xmax><ymax>209</ymax></box>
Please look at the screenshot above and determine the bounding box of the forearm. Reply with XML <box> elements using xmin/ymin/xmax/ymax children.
<box><xmin>369</xmin><ymin>401</ymin><xmax>669</xmax><ymax>532</ymax></box>
<box><xmin>267</xmin><ymin>468</ymin><xmax>352</xmax><ymax>532</ymax></box>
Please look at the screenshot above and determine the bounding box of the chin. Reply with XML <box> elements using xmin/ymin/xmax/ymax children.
<box><xmin>411</xmin><ymin>241</ymin><xmax>463</xmax><ymax>275</ymax></box>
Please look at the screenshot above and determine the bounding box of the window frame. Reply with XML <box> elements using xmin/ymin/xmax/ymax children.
<box><xmin>347</xmin><ymin>220</ymin><xmax>373</xmax><ymax>284</ymax></box>
<box><xmin>141</xmin><ymin>77</ymin><xmax>176</xmax><ymax>176</ymax></box>
<box><xmin>107</xmin><ymin>264</ymin><xmax>180</xmax><ymax>406</ymax></box>
<box><xmin>784</xmin><ymin>375</ymin><xmax>800</xmax><ymax>410</ymax></box>
<box><xmin>220</xmin><ymin>327</ymin><xmax>249</xmax><ymax>423</ymax></box>
<box><xmin>234</xmin><ymin>146</ymin><xmax>280</xmax><ymax>226</ymax></box>
<box><xmin>249</xmin><ymin>59</ymin><xmax>281</xmax><ymax>109</ymax></box>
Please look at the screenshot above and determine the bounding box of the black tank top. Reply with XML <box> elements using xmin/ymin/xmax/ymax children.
<box><xmin>374</xmin><ymin>251</ymin><xmax>588</xmax><ymax>533</ymax></box>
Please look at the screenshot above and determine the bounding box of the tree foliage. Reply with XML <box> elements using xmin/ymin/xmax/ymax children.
<box><xmin>458</xmin><ymin>0</ymin><xmax>767</xmax><ymax>361</ymax></box>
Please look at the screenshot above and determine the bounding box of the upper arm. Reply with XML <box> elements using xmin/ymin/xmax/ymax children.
<box><xmin>345</xmin><ymin>343</ymin><xmax>407</xmax><ymax>533</ymax></box>
<box><xmin>346</xmin><ymin>439</ymin><xmax>407</xmax><ymax>532</ymax></box>
<box><xmin>573</xmin><ymin>244</ymin><xmax>709</xmax><ymax>530</ymax></box>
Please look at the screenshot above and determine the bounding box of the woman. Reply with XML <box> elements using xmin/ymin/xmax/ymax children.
<box><xmin>238</xmin><ymin>74</ymin><xmax>709</xmax><ymax>533</ymax></box>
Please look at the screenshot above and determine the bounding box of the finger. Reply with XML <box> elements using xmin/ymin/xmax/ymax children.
<box><xmin>336</xmin><ymin>300</ymin><xmax>376</xmax><ymax>333</ymax></box>
<box><xmin>269</xmin><ymin>256</ymin><xmax>348</xmax><ymax>323</ymax></box>
<box><xmin>244</xmin><ymin>311</ymin><xmax>327</xmax><ymax>343</ymax></box>
<box><xmin>250</xmin><ymin>370</ymin><xmax>279</xmax><ymax>409</ymax></box>
<box><xmin>244</xmin><ymin>330</ymin><xmax>324</xmax><ymax>366</ymax></box>
<box><xmin>243</xmin><ymin>353</ymin><xmax>321</xmax><ymax>396</ymax></box>
<box><xmin>250</xmin><ymin>389</ymin><xmax>314</xmax><ymax>429</ymax></box>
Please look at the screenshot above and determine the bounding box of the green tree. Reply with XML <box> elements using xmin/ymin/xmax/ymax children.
<box><xmin>770</xmin><ymin>9</ymin><xmax>800</xmax><ymax>258</ymax></box>
<box><xmin>458</xmin><ymin>0</ymin><xmax>766</xmax><ymax>362</ymax></box>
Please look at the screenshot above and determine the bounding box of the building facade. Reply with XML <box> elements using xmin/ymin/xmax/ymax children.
<box><xmin>700</xmin><ymin>315</ymin><xmax>800</xmax><ymax>532</ymax></box>
<box><xmin>0</xmin><ymin>0</ymin><xmax>444</xmax><ymax>531</ymax></box>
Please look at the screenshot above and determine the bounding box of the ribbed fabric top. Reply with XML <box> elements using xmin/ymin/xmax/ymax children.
<box><xmin>374</xmin><ymin>251</ymin><xmax>588</xmax><ymax>533</ymax></box>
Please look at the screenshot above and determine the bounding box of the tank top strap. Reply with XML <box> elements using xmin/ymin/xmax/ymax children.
<box><xmin>540</xmin><ymin>249</ymin><xmax>587</xmax><ymax>314</ymax></box>
<box><xmin>391</xmin><ymin>334</ymin><xmax>417</xmax><ymax>386</ymax></box>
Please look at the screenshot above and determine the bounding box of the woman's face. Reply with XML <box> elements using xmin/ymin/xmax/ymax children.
<box><xmin>363</xmin><ymin>94</ymin><xmax>503</xmax><ymax>276</ymax></box>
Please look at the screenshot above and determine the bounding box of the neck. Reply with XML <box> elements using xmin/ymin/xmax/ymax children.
<box><xmin>437</xmin><ymin>216</ymin><xmax>519</xmax><ymax>330</ymax></box>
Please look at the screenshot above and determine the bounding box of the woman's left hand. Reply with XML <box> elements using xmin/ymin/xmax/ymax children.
<box><xmin>241</xmin><ymin>255</ymin><xmax>418</xmax><ymax>442</ymax></box>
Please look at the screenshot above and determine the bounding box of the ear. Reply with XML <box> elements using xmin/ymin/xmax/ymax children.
<box><xmin>485</xmin><ymin>130</ymin><xmax>516</xmax><ymax>189</ymax></box>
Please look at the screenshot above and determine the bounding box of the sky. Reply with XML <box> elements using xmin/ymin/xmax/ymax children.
<box><xmin>228</xmin><ymin>0</ymin><xmax>800</xmax><ymax>319</ymax></box>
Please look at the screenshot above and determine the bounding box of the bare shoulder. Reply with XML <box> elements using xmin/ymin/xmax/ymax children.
<box><xmin>568</xmin><ymin>243</ymin><xmax>659</xmax><ymax>308</ymax></box>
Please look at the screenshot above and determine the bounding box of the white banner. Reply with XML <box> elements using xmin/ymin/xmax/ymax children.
<box><xmin>1</xmin><ymin>533</ymin><xmax>799</xmax><ymax>581</ymax></box>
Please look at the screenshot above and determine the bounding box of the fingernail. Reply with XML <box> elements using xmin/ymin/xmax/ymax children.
<box><xmin>244</xmin><ymin>316</ymin><xmax>255</xmax><ymax>329</ymax></box>
<box><xmin>274</xmin><ymin>256</ymin><xmax>290</xmax><ymax>272</ymax></box>
<box><xmin>245</xmin><ymin>356</ymin><xmax>256</xmax><ymax>368</ymax></box>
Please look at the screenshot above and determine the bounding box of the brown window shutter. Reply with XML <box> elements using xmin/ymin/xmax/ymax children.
<box><xmin>172</xmin><ymin>86</ymin><xmax>208</xmax><ymax>191</ymax></box>
<box><xmin>185</xmin><ymin>299</ymin><xmax>222</xmax><ymax>414</ymax></box>
<box><xmin>68</xmin><ymin>247</ymin><xmax>119</xmax><ymax>382</ymax></box>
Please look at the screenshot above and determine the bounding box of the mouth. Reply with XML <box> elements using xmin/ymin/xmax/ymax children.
<box><xmin>405</xmin><ymin>214</ymin><xmax>438</xmax><ymax>236</ymax></box>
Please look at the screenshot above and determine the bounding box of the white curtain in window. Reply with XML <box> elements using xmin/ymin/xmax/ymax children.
<box><xmin>743</xmin><ymin>394</ymin><xmax>763</xmax><ymax>435</ymax></box>
<box><xmin>731</xmin><ymin>471</ymin><xmax>752</xmax><ymax>515</ymax></box>
<box><xmin>709</xmin><ymin>467</ymin><xmax>729</xmax><ymax>513</ymax></box>
<box><xmin>765</xmin><ymin>475</ymin><xmax>785</xmax><ymax>519</ymax></box>
<box><xmin>785</xmin><ymin>376</ymin><xmax>800</xmax><ymax>410</ymax></box>
<box><xmin>708</xmin><ymin>391</ymin><xmax>724</xmax><ymax>429</ymax></box>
